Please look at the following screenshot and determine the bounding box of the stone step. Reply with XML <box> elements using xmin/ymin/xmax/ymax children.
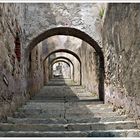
<box><xmin>0</xmin><ymin>121</ymin><xmax>137</xmax><ymax>131</ymax></box>
<box><xmin>13</xmin><ymin>110</ymin><xmax>119</xmax><ymax>118</ymax></box>
<box><xmin>13</xmin><ymin>111</ymin><xmax>65</xmax><ymax>118</ymax></box>
<box><xmin>45</xmin><ymin>84</ymin><xmax>83</xmax><ymax>87</ymax></box>
<box><xmin>17</xmin><ymin>109</ymin><xmax>114</xmax><ymax>114</ymax></box>
<box><xmin>0</xmin><ymin>129</ymin><xmax>140</xmax><ymax>137</ymax></box>
<box><xmin>33</xmin><ymin>92</ymin><xmax>96</xmax><ymax>97</ymax></box>
<box><xmin>18</xmin><ymin>105</ymin><xmax>113</xmax><ymax>112</ymax></box>
<box><xmin>7</xmin><ymin>115</ymin><xmax>128</xmax><ymax>124</ymax></box>
<box><xmin>32</xmin><ymin>96</ymin><xmax>98</xmax><ymax>101</ymax></box>
<box><xmin>46</xmin><ymin>84</ymin><xmax>75</xmax><ymax>86</ymax></box>
<box><xmin>21</xmin><ymin>103</ymin><xmax>105</xmax><ymax>111</ymax></box>
<box><xmin>29</xmin><ymin>99</ymin><xmax>100</xmax><ymax>103</ymax></box>
<box><xmin>46</xmin><ymin>80</ymin><xmax>76</xmax><ymax>86</ymax></box>
<box><xmin>41</xmin><ymin>85</ymin><xmax>88</xmax><ymax>92</ymax></box>
<box><xmin>26</xmin><ymin>101</ymin><xmax>104</xmax><ymax>106</ymax></box>
<box><xmin>36</xmin><ymin>91</ymin><xmax>91</xmax><ymax>97</ymax></box>
<box><xmin>67</xmin><ymin>115</ymin><xmax>129</xmax><ymax>123</ymax></box>
<box><xmin>38</xmin><ymin>86</ymin><xmax>88</xmax><ymax>94</ymax></box>
<box><xmin>46</xmin><ymin>81</ymin><xmax>72</xmax><ymax>84</ymax></box>
<box><xmin>16</xmin><ymin>109</ymin><xmax>114</xmax><ymax>117</ymax></box>
<box><xmin>65</xmin><ymin>113</ymin><xmax>125</xmax><ymax>120</ymax></box>
<box><xmin>7</xmin><ymin>117</ymin><xmax>68</xmax><ymax>124</ymax></box>
<box><xmin>65</xmin><ymin>105</ymin><xmax>113</xmax><ymax>110</ymax></box>
<box><xmin>20</xmin><ymin>103</ymin><xmax>111</xmax><ymax>110</ymax></box>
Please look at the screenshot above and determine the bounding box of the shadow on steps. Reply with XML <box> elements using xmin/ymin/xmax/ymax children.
<box><xmin>1</xmin><ymin>77</ymin><xmax>138</xmax><ymax>137</ymax></box>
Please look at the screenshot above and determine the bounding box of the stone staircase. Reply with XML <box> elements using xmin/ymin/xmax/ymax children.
<box><xmin>0</xmin><ymin>79</ymin><xmax>140</xmax><ymax>137</ymax></box>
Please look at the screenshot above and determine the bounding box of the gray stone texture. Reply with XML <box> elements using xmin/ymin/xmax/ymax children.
<box><xmin>0</xmin><ymin>80</ymin><xmax>139</xmax><ymax>137</ymax></box>
<box><xmin>0</xmin><ymin>4</ymin><xmax>29</xmax><ymax>120</ymax></box>
<box><xmin>24</xmin><ymin>3</ymin><xmax>103</xmax><ymax>47</ymax></box>
<box><xmin>102</xmin><ymin>4</ymin><xmax>140</xmax><ymax>122</ymax></box>
<box><xmin>0</xmin><ymin>3</ymin><xmax>140</xmax><ymax>132</ymax></box>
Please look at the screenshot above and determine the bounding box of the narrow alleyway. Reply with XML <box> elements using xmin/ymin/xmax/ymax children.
<box><xmin>0</xmin><ymin>3</ymin><xmax>140</xmax><ymax>137</ymax></box>
<box><xmin>0</xmin><ymin>78</ymin><xmax>139</xmax><ymax>137</ymax></box>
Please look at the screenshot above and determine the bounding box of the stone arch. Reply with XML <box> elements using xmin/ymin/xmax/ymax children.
<box><xmin>43</xmin><ymin>49</ymin><xmax>81</xmax><ymax>64</ymax></box>
<box><xmin>50</xmin><ymin>60</ymin><xmax>71</xmax><ymax>79</ymax></box>
<box><xmin>49</xmin><ymin>56</ymin><xmax>75</xmax><ymax>81</ymax></box>
<box><xmin>43</xmin><ymin>49</ymin><xmax>81</xmax><ymax>85</ymax></box>
<box><xmin>50</xmin><ymin>58</ymin><xmax>74</xmax><ymax>81</ymax></box>
<box><xmin>51</xmin><ymin>60</ymin><xmax>71</xmax><ymax>67</ymax></box>
<box><xmin>27</xmin><ymin>27</ymin><xmax>105</xmax><ymax>101</ymax></box>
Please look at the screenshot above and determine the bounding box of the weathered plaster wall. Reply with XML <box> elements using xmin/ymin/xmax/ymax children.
<box><xmin>103</xmin><ymin>4</ymin><xmax>140</xmax><ymax>119</ymax></box>
<box><xmin>0</xmin><ymin>4</ymin><xmax>29</xmax><ymax>120</ymax></box>
<box><xmin>63</xmin><ymin>36</ymin><xmax>99</xmax><ymax>94</ymax></box>
<box><xmin>79</xmin><ymin>41</ymin><xmax>99</xmax><ymax>96</ymax></box>
<box><xmin>24</xmin><ymin>3</ymin><xmax>104</xmax><ymax>48</ymax></box>
<box><xmin>30</xmin><ymin>43</ymin><xmax>44</xmax><ymax>96</ymax></box>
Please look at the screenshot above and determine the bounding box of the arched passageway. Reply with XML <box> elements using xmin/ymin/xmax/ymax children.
<box><xmin>43</xmin><ymin>49</ymin><xmax>81</xmax><ymax>64</ymax></box>
<box><xmin>28</xmin><ymin>27</ymin><xmax>104</xmax><ymax>101</ymax></box>
<box><xmin>51</xmin><ymin>61</ymin><xmax>71</xmax><ymax>79</ymax></box>
<box><xmin>50</xmin><ymin>56</ymin><xmax>75</xmax><ymax>80</ymax></box>
<box><xmin>50</xmin><ymin>59</ymin><xmax>73</xmax><ymax>80</ymax></box>
<box><xmin>43</xmin><ymin>49</ymin><xmax>81</xmax><ymax>85</ymax></box>
<box><xmin>1</xmin><ymin>4</ymin><xmax>139</xmax><ymax>137</ymax></box>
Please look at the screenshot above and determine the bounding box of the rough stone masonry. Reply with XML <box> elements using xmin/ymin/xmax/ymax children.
<box><xmin>0</xmin><ymin>3</ymin><xmax>139</xmax><ymax>129</ymax></box>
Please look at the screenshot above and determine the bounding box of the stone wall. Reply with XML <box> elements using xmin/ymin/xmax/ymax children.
<box><xmin>58</xmin><ymin>37</ymin><xmax>99</xmax><ymax>95</ymax></box>
<box><xmin>0</xmin><ymin>4</ymin><xmax>29</xmax><ymax>120</ymax></box>
<box><xmin>0</xmin><ymin>3</ymin><xmax>103</xmax><ymax>120</ymax></box>
<box><xmin>79</xmin><ymin>41</ymin><xmax>99</xmax><ymax>96</ymax></box>
<box><xmin>21</xmin><ymin>3</ymin><xmax>105</xmax><ymax>99</ymax></box>
<box><xmin>24</xmin><ymin>3</ymin><xmax>104</xmax><ymax>48</ymax></box>
<box><xmin>30</xmin><ymin>43</ymin><xmax>44</xmax><ymax>96</ymax></box>
<box><xmin>41</xmin><ymin>35</ymin><xmax>99</xmax><ymax>95</ymax></box>
<box><xmin>23</xmin><ymin>3</ymin><xmax>105</xmax><ymax>98</ymax></box>
<box><xmin>103</xmin><ymin>4</ymin><xmax>140</xmax><ymax>120</ymax></box>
